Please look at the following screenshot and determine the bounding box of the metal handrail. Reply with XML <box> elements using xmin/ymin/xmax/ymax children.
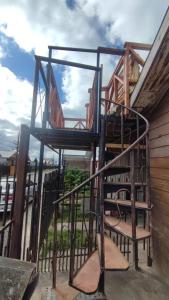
<box><xmin>53</xmin><ymin>99</ymin><xmax>149</xmax><ymax>205</ymax></box>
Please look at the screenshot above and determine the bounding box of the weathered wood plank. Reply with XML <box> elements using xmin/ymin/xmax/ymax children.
<box><xmin>151</xmin><ymin>177</ymin><xmax>169</xmax><ymax>193</ymax></box>
<box><xmin>149</xmin><ymin>123</ymin><xmax>169</xmax><ymax>140</ymax></box>
<box><xmin>151</xmin><ymin>168</ymin><xmax>169</xmax><ymax>181</ymax></box>
<box><xmin>149</xmin><ymin>133</ymin><xmax>169</xmax><ymax>149</ymax></box>
<box><xmin>150</xmin><ymin>157</ymin><xmax>169</xmax><ymax>168</ymax></box>
<box><xmin>151</xmin><ymin>188</ymin><xmax>169</xmax><ymax>209</ymax></box>
<box><xmin>150</xmin><ymin>146</ymin><xmax>169</xmax><ymax>158</ymax></box>
<box><xmin>150</xmin><ymin>91</ymin><xmax>169</xmax><ymax>120</ymax></box>
<box><xmin>150</xmin><ymin>110</ymin><xmax>169</xmax><ymax>130</ymax></box>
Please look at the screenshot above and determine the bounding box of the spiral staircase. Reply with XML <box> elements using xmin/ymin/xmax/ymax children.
<box><xmin>52</xmin><ymin>99</ymin><xmax>152</xmax><ymax>297</ymax></box>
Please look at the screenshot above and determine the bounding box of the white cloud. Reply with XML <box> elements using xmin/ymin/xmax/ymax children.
<box><xmin>0</xmin><ymin>0</ymin><xmax>168</xmax><ymax>139</ymax></box>
<box><xmin>78</xmin><ymin>0</ymin><xmax>169</xmax><ymax>43</ymax></box>
<box><xmin>0</xmin><ymin>64</ymin><xmax>33</xmax><ymax>125</ymax></box>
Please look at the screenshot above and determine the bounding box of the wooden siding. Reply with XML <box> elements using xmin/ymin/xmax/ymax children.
<box><xmin>149</xmin><ymin>90</ymin><xmax>169</xmax><ymax>282</ymax></box>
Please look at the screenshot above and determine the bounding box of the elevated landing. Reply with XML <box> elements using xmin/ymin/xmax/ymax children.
<box><xmin>31</xmin><ymin>128</ymin><xmax>99</xmax><ymax>151</ymax></box>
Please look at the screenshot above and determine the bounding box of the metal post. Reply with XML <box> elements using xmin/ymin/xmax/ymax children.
<box><xmin>124</xmin><ymin>48</ymin><xmax>130</xmax><ymax>113</ymax></box>
<box><xmin>121</xmin><ymin>106</ymin><xmax>124</xmax><ymax>151</ymax></box>
<box><xmin>69</xmin><ymin>193</ymin><xmax>75</xmax><ymax>285</ymax></box>
<box><xmin>136</xmin><ymin>115</ymin><xmax>140</xmax><ymax>181</ymax></box>
<box><xmin>130</xmin><ymin>150</ymin><xmax>138</xmax><ymax>270</ymax></box>
<box><xmin>94</xmin><ymin>52</ymin><xmax>100</xmax><ymax>134</ymax></box>
<box><xmin>146</xmin><ymin>134</ymin><xmax>152</xmax><ymax>266</ymax></box>
<box><xmin>10</xmin><ymin>125</ymin><xmax>30</xmax><ymax>259</ymax></box>
<box><xmin>52</xmin><ymin>205</ymin><xmax>57</xmax><ymax>289</ymax></box>
<box><xmin>31</xmin><ymin>59</ymin><xmax>40</xmax><ymax>128</ymax></box>
<box><xmin>98</xmin><ymin>63</ymin><xmax>102</xmax><ymax>134</ymax></box>
<box><xmin>36</xmin><ymin>48</ymin><xmax>52</xmax><ymax>264</ymax></box>
<box><xmin>89</xmin><ymin>143</ymin><xmax>96</xmax><ymax>252</ymax></box>
<box><xmin>98</xmin><ymin>118</ymin><xmax>105</xmax><ymax>294</ymax></box>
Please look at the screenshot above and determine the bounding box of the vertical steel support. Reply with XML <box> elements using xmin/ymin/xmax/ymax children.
<box><xmin>52</xmin><ymin>205</ymin><xmax>57</xmax><ymax>289</ymax></box>
<box><xmin>44</xmin><ymin>48</ymin><xmax>52</xmax><ymax>125</ymax></box>
<box><xmin>121</xmin><ymin>106</ymin><xmax>124</xmax><ymax>151</ymax></box>
<box><xmin>94</xmin><ymin>52</ymin><xmax>100</xmax><ymax>134</ymax></box>
<box><xmin>130</xmin><ymin>150</ymin><xmax>138</xmax><ymax>270</ymax></box>
<box><xmin>98</xmin><ymin>118</ymin><xmax>105</xmax><ymax>294</ymax></box>
<box><xmin>31</xmin><ymin>59</ymin><xmax>40</xmax><ymax>128</ymax></box>
<box><xmin>136</xmin><ymin>115</ymin><xmax>140</xmax><ymax>182</ymax></box>
<box><xmin>98</xmin><ymin>62</ymin><xmax>102</xmax><ymax>134</ymax></box>
<box><xmin>69</xmin><ymin>193</ymin><xmax>75</xmax><ymax>285</ymax></box>
<box><xmin>37</xmin><ymin>51</ymin><xmax>51</xmax><ymax>264</ymax></box>
<box><xmin>89</xmin><ymin>143</ymin><xmax>96</xmax><ymax>252</ymax></box>
<box><xmin>124</xmin><ymin>48</ymin><xmax>130</xmax><ymax>113</ymax></box>
<box><xmin>10</xmin><ymin>125</ymin><xmax>30</xmax><ymax>259</ymax></box>
<box><xmin>146</xmin><ymin>134</ymin><xmax>152</xmax><ymax>266</ymax></box>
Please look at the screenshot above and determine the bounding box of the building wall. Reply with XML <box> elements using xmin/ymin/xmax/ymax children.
<box><xmin>149</xmin><ymin>91</ymin><xmax>169</xmax><ymax>283</ymax></box>
<box><xmin>63</xmin><ymin>155</ymin><xmax>90</xmax><ymax>172</ymax></box>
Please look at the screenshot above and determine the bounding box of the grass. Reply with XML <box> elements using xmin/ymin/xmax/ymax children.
<box><xmin>41</xmin><ymin>228</ymin><xmax>88</xmax><ymax>256</ymax></box>
<box><xmin>57</xmin><ymin>202</ymin><xmax>89</xmax><ymax>222</ymax></box>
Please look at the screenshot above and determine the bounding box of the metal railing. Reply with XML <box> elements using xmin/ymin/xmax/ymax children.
<box><xmin>52</xmin><ymin>99</ymin><xmax>150</xmax><ymax>287</ymax></box>
<box><xmin>0</xmin><ymin>169</ymin><xmax>16</xmax><ymax>257</ymax></box>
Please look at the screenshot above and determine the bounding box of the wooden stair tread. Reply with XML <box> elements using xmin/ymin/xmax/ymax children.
<box><xmin>104</xmin><ymin>181</ymin><xmax>147</xmax><ymax>186</ymax></box>
<box><xmin>106</xmin><ymin>143</ymin><xmax>146</xmax><ymax>150</ymax></box>
<box><xmin>72</xmin><ymin>250</ymin><xmax>100</xmax><ymax>294</ymax></box>
<box><xmin>104</xmin><ymin>199</ymin><xmax>150</xmax><ymax>210</ymax></box>
<box><xmin>97</xmin><ymin>234</ymin><xmax>129</xmax><ymax>271</ymax></box>
<box><xmin>105</xmin><ymin>216</ymin><xmax>151</xmax><ymax>240</ymax></box>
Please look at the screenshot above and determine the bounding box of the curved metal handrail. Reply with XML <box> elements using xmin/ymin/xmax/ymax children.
<box><xmin>53</xmin><ymin>99</ymin><xmax>149</xmax><ymax>205</ymax></box>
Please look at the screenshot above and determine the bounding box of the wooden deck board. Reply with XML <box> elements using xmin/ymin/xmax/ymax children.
<box><xmin>106</xmin><ymin>143</ymin><xmax>146</xmax><ymax>150</ymax></box>
<box><xmin>105</xmin><ymin>216</ymin><xmax>151</xmax><ymax>240</ymax></box>
<box><xmin>104</xmin><ymin>199</ymin><xmax>151</xmax><ymax>210</ymax></box>
<box><xmin>97</xmin><ymin>234</ymin><xmax>129</xmax><ymax>271</ymax></box>
<box><xmin>72</xmin><ymin>251</ymin><xmax>100</xmax><ymax>294</ymax></box>
<box><xmin>31</xmin><ymin>127</ymin><xmax>99</xmax><ymax>151</ymax></box>
<box><xmin>104</xmin><ymin>181</ymin><xmax>147</xmax><ymax>186</ymax></box>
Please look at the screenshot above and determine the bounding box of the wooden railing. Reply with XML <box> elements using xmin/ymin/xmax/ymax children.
<box><xmin>86</xmin><ymin>72</ymin><xmax>97</xmax><ymax>130</ymax></box>
<box><xmin>102</xmin><ymin>42</ymin><xmax>151</xmax><ymax>114</ymax></box>
<box><xmin>48</xmin><ymin>68</ymin><xmax>65</xmax><ymax>129</ymax></box>
<box><xmin>64</xmin><ymin>118</ymin><xmax>86</xmax><ymax>129</ymax></box>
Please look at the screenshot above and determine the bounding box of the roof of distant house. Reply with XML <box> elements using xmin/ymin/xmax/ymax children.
<box><xmin>0</xmin><ymin>150</ymin><xmax>17</xmax><ymax>159</ymax></box>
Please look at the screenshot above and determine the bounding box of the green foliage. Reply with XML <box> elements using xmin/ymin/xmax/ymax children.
<box><xmin>41</xmin><ymin>228</ymin><xmax>88</xmax><ymax>255</ymax></box>
<box><xmin>64</xmin><ymin>167</ymin><xmax>89</xmax><ymax>191</ymax></box>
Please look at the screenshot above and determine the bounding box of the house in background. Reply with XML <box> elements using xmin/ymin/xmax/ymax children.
<box><xmin>0</xmin><ymin>150</ymin><xmax>17</xmax><ymax>176</ymax></box>
<box><xmin>63</xmin><ymin>154</ymin><xmax>91</xmax><ymax>172</ymax></box>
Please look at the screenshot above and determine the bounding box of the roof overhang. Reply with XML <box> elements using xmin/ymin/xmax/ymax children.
<box><xmin>130</xmin><ymin>8</ymin><xmax>169</xmax><ymax>115</ymax></box>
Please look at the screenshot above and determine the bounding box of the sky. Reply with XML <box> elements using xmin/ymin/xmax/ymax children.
<box><xmin>0</xmin><ymin>0</ymin><xmax>168</xmax><ymax>159</ymax></box>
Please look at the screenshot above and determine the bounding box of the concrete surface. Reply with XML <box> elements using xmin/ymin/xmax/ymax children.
<box><xmin>0</xmin><ymin>256</ymin><xmax>36</xmax><ymax>300</ymax></box>
<box><xmin>32</xmin><ymin>266</ymin><xmax>169</xmax><ymax>300</ymax></box>
<box><xmin>105</xmin><ymin>267</ymin><xmax>169</xmax><ymax>300</ymax></box>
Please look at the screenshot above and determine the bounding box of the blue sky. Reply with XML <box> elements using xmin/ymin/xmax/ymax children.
<box><xmin>0</xmin><ymin>0</ymin><xmax>168</xmax><ymax>157</ymax></box>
